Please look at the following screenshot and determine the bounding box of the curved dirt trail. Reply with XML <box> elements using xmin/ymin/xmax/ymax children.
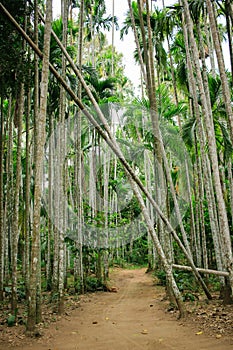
<box><xmin>3</xmin><ymin>268</ymin><xmax>233</xmax><ymax>350</ymax></box>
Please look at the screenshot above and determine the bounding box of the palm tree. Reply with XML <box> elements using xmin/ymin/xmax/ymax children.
<box><xmin>75</xmin><ymin>0</ymin><xmax>85</xmax><ymax>295</ymax></box>
<box><xmin>84</xmin><ymin>0</ymin><xmax>118</xmax><ymax>65</ymax></box>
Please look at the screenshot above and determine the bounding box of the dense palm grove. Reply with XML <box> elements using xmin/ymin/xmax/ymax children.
<box><xmin>0</xmin><ymin>0</ymin><xmax>233</xmax><ymax>333</ymax></box>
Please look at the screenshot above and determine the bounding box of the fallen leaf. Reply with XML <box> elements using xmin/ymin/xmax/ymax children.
<box><xmin>196</xmin><ymin>331</ymin><xmax>203</xmax><ymax>335</ymax></box>
<box><xmin>141</xmin><ymin>329</ymin><xmax>148</xmax><ymax>335</ymax></box>
<box><xmin>216</xmin><ymin>334</ymin><xmax>222</xmax><ymax>339</ymax></box>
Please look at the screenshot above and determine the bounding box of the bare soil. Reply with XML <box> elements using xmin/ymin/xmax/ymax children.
<box><xmin>0</xmin><ymin>268</ymin><xmax>232</xmax><ymax>350</ymax></box>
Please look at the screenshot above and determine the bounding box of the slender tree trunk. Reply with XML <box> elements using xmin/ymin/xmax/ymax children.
<box><xmin>11</xmin><ymin>84</ymin><xmax>24</xmax><ymax>314</ymax></box>
<box><xmin>27</xmin><ymin>0</ymin><xmax>52</xmax><ymax>332</ymax></box>
<box><xmin>4</xmin><ymin>95</ymin><xmax>13</xmax><ymax>285</ymax></box>
<box><xmin>46</xmin><ymin>114</ymin><xmax>54</xmax><ymax>291</ymax></box>
<box><xmin>228</xmin><ymin>160</ymin><xmax>233</xmax><ymax>229</ymax></box>
<box><xmin>25</xmin><ymin>80</ymin><xmax>31</xmax><ymax>299</ymax></box>
<box><xmin>57</xmin><ymin>0</ymin><xmax>69</xmax><ymax>316</ymax></box>
<box><xmin>76</xmin><ymin>0</ymin><xmax>85</xmax><ymax>295</ymax></box>
<box><xmin>0</xmin><ymin>97</ymin><xmax>4</xmax><ymax>301</ymax></box>
<box><xmin>225</xmin><ymin>0</ymin><xmax>233</xmax><ymax>84</ymax></box>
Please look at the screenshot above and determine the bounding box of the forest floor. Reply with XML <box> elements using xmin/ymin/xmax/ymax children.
<box><xmin>0</xmin><ymin>267</ymin><xmax>233</xmax><ymax>350</ymax></box>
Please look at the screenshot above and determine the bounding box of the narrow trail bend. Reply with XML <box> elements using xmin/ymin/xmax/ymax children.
<box><xmin>3</xmin><ymin>268</ymin><xmax>233</xmax><ymax>350</ymax></box>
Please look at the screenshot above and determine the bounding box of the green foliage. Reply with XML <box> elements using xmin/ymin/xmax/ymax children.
<box><xmin>0</xmin><ymin>0</ymin><xmax>32</xmax><ymax>95</ymax></box>
<box><xmin>75</xmin><ymin>276</ymin><xmax>104</xmax><ymax>293</ymax></box>
<box><xmin>155</xmin><ymin>270</ymin><xmax>167</xmax><ymax>286</ymax></box>
<box><xmin>4</xmin><ymin>282</ymin><xmax>26</xmax><ymax>301</ymax></box>
<box><xmin>155</xmin><ymin>269</ymin><xmax>199</xmax><ymax>301</ymax></box>
<box><xmin>125</xmin><ymin>235</ymin><xmax>148</xmax><ymax>266</ymax></box>
<box><xmin>7</xmin><ymin>314</ymin><xmax>16</xmax><ymax>327</ymax></box>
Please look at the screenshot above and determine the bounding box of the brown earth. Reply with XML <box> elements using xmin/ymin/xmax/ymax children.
<box><xmin>0</xmin><ymin>268</ymin><xmax>233</xmax><ymax>350</ymax></box>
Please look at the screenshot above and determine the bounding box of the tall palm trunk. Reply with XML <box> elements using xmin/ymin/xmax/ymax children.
<box><xmin>225</xmin><ymin>0</ymin><xmax>233</xmax><ymax>83</ymax></box>
<box><xmin>0</xmin><ymin>97</ymin><xmax>4</xmax><ymax>301</ymax></box>
<box><xmin>4</xmin><ymin>95</ymin><xmax>13</xmax><ymax>285</ymax></box>
<box><xmin>75</xmin><ymin>0</ymin><xmax>85</xmax><ymax>294</ymax></box>
<box><xmin>27</xmin><ymin>0</ymin><xmax>52</xmax><ymax>332</ymax></box>
<box><xmin>11</xmin><ymin>84</ymin><xmax>24</xmax><ymax>313</ymax></box>
<box><xmin>24</xmin><ymin>65</ymin><xmax>32</xmax><ymax>299</ymax></box>
<box><xmin>57</xmin><ymin>0</ymin><xmax>69</xmax><ymax>316</ymax></box>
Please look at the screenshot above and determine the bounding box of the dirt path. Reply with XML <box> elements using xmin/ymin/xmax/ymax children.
<box><xmin>1</xmin><ymin>268</ymin><xmax>233</xmax><ymax>350</ymax></box>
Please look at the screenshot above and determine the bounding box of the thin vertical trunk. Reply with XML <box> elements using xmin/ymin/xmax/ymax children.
<box><xmin>58</xmin><ymin>0</ymin><xmax>69</xmax><ymax>316</ymax></box>
<box><xmin>11</xmin><ymin>84</ymin><xmax>24</xmax><ymax>314</ymax></box>
<box><xmin>197</xmin><ymin>156</ymin><xmax>208</xmax><ymax>269</ymax></box>
<box><xmin>4</xmin><ymin>96</ymin><xmax>13</xmax><ymax>285</ymax></box>
<box><xmin>204</xmin><ymin>7</ymin><xmax>216</xmax><ymax>77</ymax></box>
<box><xmin>76</xmin><ymin>0</ymin><xmax>85</xmax><ymax>295</ymax></box>
<box><xmin>25</xmin><ymin>80</ymin><xmax>31</xmax><ymax>299</ymax></box>
<box><xmin>228</xmin><ymin>160</ymin><xmax>233</xmax><ymax>229</ymax></box>
<box><xmin>0</xmin><ymin>97</ymin><xmax>4</xmax><ymax>301</ymax></box>
<box><xmin>103</xmin><ymin>146</ymin><xmax>110</xmax><ymax>282</ymax></box>
<box><xmin>46</xmin><ymin>114</ymin><xmax>54</xmax><ymax>291</ymax></box>
<box><xmin>225</xmin><ymin>0</ymin><xmax>233</xmax><ymax>84</ymax></box>
<box><xmin>27</xmin><ymin>0</ymin><xmax>52</xmax><ymax>332</ymax></box>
